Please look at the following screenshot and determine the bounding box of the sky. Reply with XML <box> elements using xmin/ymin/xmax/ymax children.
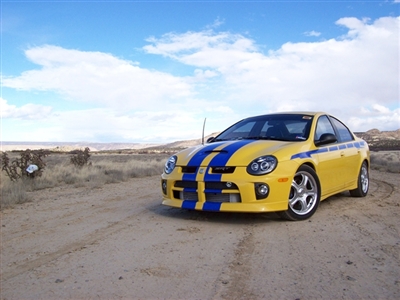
<box><xmin>1</xmin><ymin>0</ymin><xmax>399</xmax><ymax>143</ymax></box>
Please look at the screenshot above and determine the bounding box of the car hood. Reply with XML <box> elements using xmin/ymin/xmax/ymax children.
<box><xmin>175</xmin><ymin>139</ymin><xmax>306</xmax><ymax>167</ymax></box>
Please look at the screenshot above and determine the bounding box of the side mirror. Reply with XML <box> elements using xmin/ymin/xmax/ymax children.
<box><xmin>315</xmin><ymin>133</ymin><xmax>337</xmax><ymax>146</ymax></box>
<box><xmin>206</xmin><ymin>137</ymin><xmax>215</xmax><ymax>143</ymax></box>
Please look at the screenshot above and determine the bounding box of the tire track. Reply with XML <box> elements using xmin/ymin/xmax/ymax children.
<box><xmin>339</xmin><ymin>178</ymin><xmax>399</xmax><ymax>262</ymax></box>
<box><xmin>1</xmin><ymin>202</ymin><xmax>156</xmax><ymax>282</ymax></box>
<box><xmin>212</xmin><ymin>225</ymin><xmax>258</xmax><ymax>299</ymax></box>
<box><xmin>369</xmin><ymin>178</ymin><xmax>396</xmax><ymax>203</ymax></box>
<box><xmin>1</xmin><ymin>177</ymin><xmax>161</xmax><ymax>282</ymax></box>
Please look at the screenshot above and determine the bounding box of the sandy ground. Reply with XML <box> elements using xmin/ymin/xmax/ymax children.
<box><xmin>1</xmin><ymin>170</ymin><xmax>399</xmax><ymax>300</ymax></box>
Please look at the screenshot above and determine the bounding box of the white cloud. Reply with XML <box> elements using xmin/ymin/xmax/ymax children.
<box><xmin>206</xmin><ymin>17</ymin><xmax>225</xmax><ymax>29</ymax></box>
<box><xmin>144</xmin><ymin>16</ymin><xmax>399</xmax><ymax>131</ymax></box>
<box><xmin>144</xmin><ymin>30</ymin><xmax>260</xmax><ymax>69</ymax></box>
<box><xmin>193</xmin><ymin>69</ymin><xmax>219</xmax><ymax>81</ymax></box>
<box><xmin>2</xmin><ymin>16</ymin><xmax>399</xmax><ymax>142</ymax></box>
<box><xmin>347</xmin><ymin>106</ymin><xmax>400</xmax><ymax>131</ymax></box>
<box><xmin>2</xmin><ymin>46</ymin><xmax>193</xmax><ymax>111</ymax></box>
<box><xmin>2</xmin><ymin>106</ymin><xmax>195</xmax><ymax>143</ymax></box>
<box><xmin>304</xmin><ymin>30</ymin><xmax>321</xmax><ymax>37</ymax></box>
<box><xmin>1</xmin><ymin>97</ymin><xmax>52</xmax><ymax>119</ymax></box>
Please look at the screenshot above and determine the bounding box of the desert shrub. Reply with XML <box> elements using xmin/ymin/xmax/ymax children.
<box><xmin>0</xmin><ymin>179</ymin><xmax>30</xmax><ymax>210</ymax></box>
<box><xmin>1</xmin><ymin>149</ymin><xmax>50</xmax><ymax>181</ymax></box>
<box><xmin>103</xmin><ymin>169</ymin><xmax>126</xmax><ymax>183</ymax></box>
<box><xmin>70</xmin><ymin>147</ymin><xmax>91</xmax><ymax>167</ymax></box>
<box><xmin>370</xmin><ymin>151</ymin><xmax>400</xmax><ymax>173</ymax></box>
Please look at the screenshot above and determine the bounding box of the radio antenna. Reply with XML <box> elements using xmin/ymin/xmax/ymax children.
<box><xmin>202</xmin><ymin>118</ymin><xmax>207</xmax><ymax>145</ymax></box>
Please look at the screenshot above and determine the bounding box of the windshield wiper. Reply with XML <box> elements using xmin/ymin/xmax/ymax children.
<box><xmin>213</xmin><ymin>137</ymin><xmax>245</xmax><ymax>142</ymax></box>
<box><xmin>245</xmin><ymin>136</ymin><xmax>291</xmax><ymax>141</ymax></box>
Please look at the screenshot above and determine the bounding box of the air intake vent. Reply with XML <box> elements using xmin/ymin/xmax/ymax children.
<box><xmin>181</xmin><ymin>166</ymin><xmax>197</xmax><ymax>173</ymax></box>
<box><xmin>204</xmin><ymin>150</ymin><xmax>228</xmax><ymax>154</ymax></box>
<box><xmin>175</xmin><ymin>181</ymin><xmax>197</xmax><ymax>189</ymax></box>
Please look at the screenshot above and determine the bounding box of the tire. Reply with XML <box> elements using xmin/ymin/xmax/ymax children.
<box><xmin>279</xmin><ymin>165</ymin><xmax>321</xmax><ymax>221</ymax></box>
<box><xmin>349</xmin><ymin>161</ymin><xmax>369</xmax><ymax>197</ymax></box>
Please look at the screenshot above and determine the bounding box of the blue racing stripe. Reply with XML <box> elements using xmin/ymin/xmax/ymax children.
<box><xmin>182</xmin><ymin>143</ymin><xmax>223</xmax><ymax>182</ymax></box>
<box><xmin>182</xmin><ymin>200</ymin><xmax>197</xmax><ymax>209</ymax></box>
<box><xmin>204</xmin><ymin>189</ymin><xmax>223</xmax><ymax>193</ymax></box>
<box><xmin>186</xmin><ymin>143</ymin><xmax>223</xmax><ymax>167</ymax></box>
<box><xmin>204</xmin><ymin>140</ymin><xmax>255</xmax><ymax>182</ymax></box>
<box><xmin>291</xmin><ymin>142</ymin><xmax>367</xmax><ymax>160</ymax></box>
<box><xmin>203</xmin><ymin>202</ymin><xmax>222</xmax><ymax>211</ymax></box>
<box><xmin>291</xmin><ymin>149</ymin><xmax>321</xmax><ymax>159</ymax></box>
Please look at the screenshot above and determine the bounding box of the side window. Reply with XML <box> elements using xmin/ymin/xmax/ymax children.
<box><xmin>330</xmin><ymin>117</ymin><xmax>354</xmax><ymax>142</ymax></box>
<box><xmin>315</xmin><ymin>116</ymin><xmax>335</xmax><ymax>141</ymax></box>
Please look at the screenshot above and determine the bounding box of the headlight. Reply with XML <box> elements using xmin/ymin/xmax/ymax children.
<box><xmin>164</xmin><ymin>155</ymin><xmax>177</xmax><ymax>174</ymax></box>
<box><xmin>247</xmin><ymin>156</ymin><xmax>277</xmax><ymax>175</ymax></box>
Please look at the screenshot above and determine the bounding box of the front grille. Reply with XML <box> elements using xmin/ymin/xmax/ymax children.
<box><xmin>173</xmin><ymin>180</ymin><xmax>241</xmax><ymax>203</ymax></box>
<box><xmin>205</xmin><ymin>193</ymin><xmax>241</xmax><ymax>203</ymax></box>
<box><xmin>205</xmin><ymin>193</ymin><xmax>230</xmax><ymax>203</ymax></box>
<box><xmin>181</xmin><ymin>192</ymin><xmax>198</xmax><ymax>201</ymax></box>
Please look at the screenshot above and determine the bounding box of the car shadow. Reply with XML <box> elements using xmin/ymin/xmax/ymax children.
<box><xmin>146</xmin><ymin>202</ymin><xmax>283</xmax><ymax>224</ymax></box>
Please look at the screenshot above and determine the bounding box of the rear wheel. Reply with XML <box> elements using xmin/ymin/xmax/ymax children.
<box><xmin>349</xmin><ymin>161</ymin><xmax>369</xmax><ymax>197</ymax></box>
<box><xmin>279</xmin><ymin>165</ymin><xmax>321</xmax><ymax>221</ymax></box>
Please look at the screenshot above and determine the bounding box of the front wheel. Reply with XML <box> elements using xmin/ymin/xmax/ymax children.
<box><xmin>349</xmin><ymin>161</ymin><xmax>369</xmax><ymax>197</ymax></box>
<box><xmin>279</xmin><ymin>165</ymin><xmax>321</xmax><ymax>221</ymax></box>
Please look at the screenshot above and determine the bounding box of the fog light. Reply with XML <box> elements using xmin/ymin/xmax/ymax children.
<box><xmin>255</xmin><ymin>183</ymin><xmax>269</xmax><ymax>199</ymax></box>
<box><xmin>161</xmin><ymin>180</ymin><xmax>167</xmax><ymax>195</ymax></box>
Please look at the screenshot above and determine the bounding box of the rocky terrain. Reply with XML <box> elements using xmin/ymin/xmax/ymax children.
<box><xmin>354</xmin><ymin>129</ymin><xmax>400</xmax><ymax>151</ymax></box>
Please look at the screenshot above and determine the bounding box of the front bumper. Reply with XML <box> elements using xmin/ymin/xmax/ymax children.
<box><xmin>161</xmin><ymin>165</ymin><xmax>294</xmax><ymax>213</ymax></box>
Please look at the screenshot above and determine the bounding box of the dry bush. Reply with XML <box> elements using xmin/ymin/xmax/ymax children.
<box><xmin>0</xmin><ymin>179</ymin><xmax>30</xmax><ymax>209</ymax></box>
<box><xmin>370</xmin><ymin>151</ymin><xmax>400</xmax><ymax>173</ymax></box>
<box><xmin>1</xmin><ymin>149</ymin><xmax>50</xmax><ymax>181</ymax></box>
<box><xmin>70</xmin><ymin>147</ymin><xmax>91</xmax><ymax>167</ymax></box>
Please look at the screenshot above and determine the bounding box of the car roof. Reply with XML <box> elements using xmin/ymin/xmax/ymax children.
<box><xmin>245</xmin><ymin>111</ymin><xmax>326</xmax><ymax>119</ymax></box>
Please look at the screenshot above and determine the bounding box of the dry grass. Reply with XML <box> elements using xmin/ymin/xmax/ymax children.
<box><xmin>1</xmin><ymin>151</ymin><xmax>399</xmax><ymax>210</ymax></box>
<box><xmin>1</xmin><ymin>153</ymin><xmax>169</xmax><ymax>210</ymax></box>
<box><xmin>370</xmin><ymin>151</ymin><xmax>400</xmax><ymax>173</ymax></box>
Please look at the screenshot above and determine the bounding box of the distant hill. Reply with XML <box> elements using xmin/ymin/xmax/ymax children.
<box><xmin>159</xmin><ymin>132</ymin><xmax>220</xmax><ymax>149</ymax></box>
<box><xmin>2</xmin><ymin>129</ymin><xmax>399</xmax><ymax>153</ymax></box>
<box><xmin>1</xmin><ymin>142</ymin><xmax>161</xmax><ymax>152</ymax></box>
<box><xmin>354</xmin><ymin>129</ymin><xmax>400</xmax><ymax>151</ymax></box>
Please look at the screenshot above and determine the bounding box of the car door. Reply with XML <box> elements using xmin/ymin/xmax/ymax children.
<box><xmin>314</xmin><ymin>115</ymin><xmax>344</xmax><ymax>197</ymax></box>
<box><xmin>328</xmin><ymin>116</ymin><xmax>360</xmax><ymax>188</ymax></box>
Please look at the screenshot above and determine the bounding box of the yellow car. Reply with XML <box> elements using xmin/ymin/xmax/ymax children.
<box><xmin>161</xmin><ymin>112</ymin><xmax>370</xmax><ymax>221</ymax></box>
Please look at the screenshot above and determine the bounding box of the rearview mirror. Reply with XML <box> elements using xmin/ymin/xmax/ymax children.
<box><xmin>315</xmin><ymin>133</ymin><xmax>337</xmax><ymax>146</ymax></box>
<box><xmin>206</xmin><ymin>137</ymin><xmax>215</xmax><ymax>143</ymax></box>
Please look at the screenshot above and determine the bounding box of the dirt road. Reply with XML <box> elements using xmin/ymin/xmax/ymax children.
<box><xmin>1</xmin><ymin>170</ymin><xmax>399</xmax><ymax>299</ymax></box>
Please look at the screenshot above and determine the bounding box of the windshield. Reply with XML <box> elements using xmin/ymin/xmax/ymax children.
<box><xmin>213</xmin><ymin>114</ymin><xmax>313</xmax><ymax>142</ymax></box>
